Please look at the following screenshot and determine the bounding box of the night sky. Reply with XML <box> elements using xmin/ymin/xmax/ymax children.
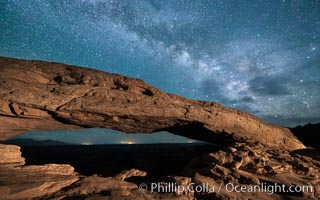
<box><xmin>1</xmin><ymin>0</ymin><xmax>320</xmax><ymax>132</ymax></box>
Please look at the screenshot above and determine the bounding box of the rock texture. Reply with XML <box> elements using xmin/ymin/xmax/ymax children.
<box><xmin>114</xmin><ymin>168</ymin><xmax>147</xmax><ymax>181</ymax></box>
<box><xmin>49</xmin><ymin>143</ymin><xmax>319</xmax><ymax>200</ymax></box>
<box><xmin>0</xmin><ymin>142</ymin><xmax>319</xmax><ymax>199</ymax></box>
<box><xmin>0</xmin><ymin>144</ymin><xmax>79</xmax><ymax>200</ymax></box>
<box><xmin>49</xmin><ymin>175</ymin><xmax>192</xmax><ymax>200</ymax></box>
<box><xmin>0</xmin><ymin>56</ymin><xmax>304</xmax><ymax>150</ymax></box>
<box><xmin>0</xmin><ymin>144</ymin><xmax>25</xmax><ymax>167</ymax></box>
<box><xmin>183</xmin><ymin>142</ymin><xmax>320</xmax><ymax>199</ymax></box>
<box><xmin>0</xmin><ymin>144</ymin><xmax>192</xmax><ymax>200</ymax></box>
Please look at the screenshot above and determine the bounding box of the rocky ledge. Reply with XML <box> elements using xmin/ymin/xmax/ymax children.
<box><xmin>0</xmin><ymin>56</ymin><xmax>304</xmax><ymax>150</ymax></box>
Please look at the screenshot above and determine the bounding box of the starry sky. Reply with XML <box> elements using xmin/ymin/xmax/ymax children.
<box><xmin>1</xmin><ymin>0</ymin><xmax>320</xmax><ymax>129</ymax></box>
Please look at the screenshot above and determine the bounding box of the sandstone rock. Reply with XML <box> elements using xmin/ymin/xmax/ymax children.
<box><xmin>0</xmin><ymin>144</ymin><xmax>79</xmax><ymax>200</ymax></box>
<box><xmin>0</xmin><ymin>56</ymin><xmax>304</xmax><ymax>151</ymax></box>
<box><xmin>0</xmin><ymin>144</ymin><xmax>25</xmax><ymax>167</ymax></box>
<box><xmin>0</xmin><ymin>144</ymin><xmax>192</xmax><ymax>200</ymax></box>
<box><xmin>183</xmin><ymin>143</ymin><xmax>320</xmax><ymax>199</ymax></box>
<box><xmin>17</xmin><ymin>164</ymin><xmax>76</xmax><ymax>175</ymax></box>
<box><xmin>157</xmin><ymin>176</ymin><xmax>194</xmax><ymax>196</ymax></box>
<box><xmin>58</xmin><ymin>175</ymin><xmax>137</xmax><ymax>196</ymax></box>
<box><xmin>50</xmin><ymin>175</ymin><xmax>193</xmax><ymax>200</ymax></box>
<box><xmin>114</xmin><ymin>168</ymin><xmax>147</xmax><ymax>181</ymax></box>
<box><xmin>0</xmin><ymin>142</ymin><xmax>319</xmax><ymax>200</ymax></box>
<box><xmin>0</xmin><ymin>166</ymin><xmax>79</xmax><ymax>200</ymax></box>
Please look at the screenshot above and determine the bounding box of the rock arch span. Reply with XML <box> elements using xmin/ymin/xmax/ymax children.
<box><xmin>0</xmin><ymin>57</ymin><xmax>304</xmax><ymax>150</ymax></box>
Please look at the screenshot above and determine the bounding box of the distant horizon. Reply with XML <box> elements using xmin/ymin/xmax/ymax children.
<box><xmin>6</xmin><ymin>129</ymin><xmax>203</xmax><ymax>145</ymax></box>
<box><xmin>4</xmin><ymin>121</ymin><xmax>319</xmax><ymax>145</ymax></box>
<box><xmin>3</xmin><ymin>139</ymin><xmax>210</xmax><ymax>146</ymax></box>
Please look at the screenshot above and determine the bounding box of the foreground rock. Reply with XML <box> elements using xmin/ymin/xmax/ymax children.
<box><xmin>1</xmin><ymin>143</ymin><xmax>319</xmax><ymax>199</ymax></box>
<box><xmin>49</xmin><ymin>143</ymin><xmax>320</xmax><ymax>200</ymax></box>
<box><xmin>0</xmin><ymin>144</ymin><xmax>191</xmax><ymax>200</ymax></box>
<box><xmin>183</xmin><ymin>142</ymin><xmax>320</xmax><ymax>200</ymax></box>
<box><xmin>0</xmin><ymin>144</ymin><xmax>25</xmax><ymax>167</ymax></box>
<box><xmin>0</xmin><ymin>144</ymin><xmax>79</xmax><ymax>200</ymax></box>
<box><xmin>49</xmin><ymin>175</ymin><xmax>192</xmax><ymax>200</ymax></box>
<box><xmin>114</xmin><ymin>168</ymin><xmax>147</xmax><ymax>181</ymax></box>
<box><xmin>0</xmin><ymin>56</ymin><xmax>304</xmax><ymax>150</ymax></box>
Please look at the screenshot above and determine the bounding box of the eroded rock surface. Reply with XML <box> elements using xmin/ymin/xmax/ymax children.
<box><xmin>49</xmin><ymin>175</ymin><xmax>193</xmax><ymax>200</ymax></box>
<box><xmin>0</xmin><ymin>144</ymin><xmax>25</xmax><ymax>167</ymax></box>
<box><xmin>0</xmin><ymin>144</ymin><xmax>192</xmax><ymax>200</ymax></box>
<box><xmin>0</xmin><ymin>144</ymin><xmax>79</xmax><ymax>200</ymax></box>
<box><xmin>0</xmin><ymin>143</ymin><xmax>319</xmax><ymax>199</ymax></box>
<box><xmin>114</xmin><ymin>168</ymin><xmax>147</xmax><ymax>181</ymax></box>
<box><xmin>0</xmin><ymin>56</ymin><xmax>304</xmax><ymax>151</ymax></box>
<box><xmin>183</xmin><ymin>142</ymin><xmax>320</xmax><ymax>200</ymax></box>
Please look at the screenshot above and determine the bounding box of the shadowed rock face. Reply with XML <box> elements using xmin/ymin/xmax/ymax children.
<box><xmin>0</xmin><ymin>56</ymin><xmax>304</xmax><ymax>150</ymax></box>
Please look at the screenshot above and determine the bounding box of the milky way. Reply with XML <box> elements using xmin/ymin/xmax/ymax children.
<box><xmin>1</xmin><ymin>0</ymin><xmax>320</xmax><ymax>127</ymax></box>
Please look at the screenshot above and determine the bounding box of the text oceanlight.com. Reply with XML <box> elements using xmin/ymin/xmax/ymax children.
<box><xmin>139</xmin><ymin>182</ymin><xmax>313</xmax><ymax>195</ymax></box>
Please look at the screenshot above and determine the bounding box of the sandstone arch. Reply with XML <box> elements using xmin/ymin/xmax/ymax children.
<box><xmin>0</xmin><ymin>57</ymin><xmax>305</xmax><ymax>150</ymax></box>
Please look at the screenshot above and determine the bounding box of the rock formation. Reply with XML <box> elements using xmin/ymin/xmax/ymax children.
<box><xmin>183</xmin><ymin>142</ymin><xmax>320</xmax><ymax>199</ymax></box>
<box><xmin>1</xmin><ymin>142</ymin><xmax>320</xmax><ymax>199</ymax></box>
<box><xmin>0</xmin><ymin>144</ymin><xmax>79</xmax><ymax>200</ymax></box>
<box><xmin>114</xmin><ymin>168</ymin><xmax>147</xmax><ymax>181</ymax></box>
<box><xmin>0</xmin><ymin>144</ymin><xmax>191</xmax><ymax>200</ymax></box>
<box><xmin>0</xmin><ymin>144</ymin><xmax>25</xmax><ymax>167</ymax></box>
<box><xmin>0</xmin><ymin>56</ymin><xmax>304</xmax><ymax>151</ymax></box>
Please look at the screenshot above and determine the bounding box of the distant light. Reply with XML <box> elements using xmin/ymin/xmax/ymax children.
<box><xmin>120</xmin><ymin>141</ymin><xmax>135</xmax><ymax>144</ymax></box>
<box><xmin>82</xmin><ymin>142</ymin><xmax>92</xmax><ymax>145</ymax></box>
